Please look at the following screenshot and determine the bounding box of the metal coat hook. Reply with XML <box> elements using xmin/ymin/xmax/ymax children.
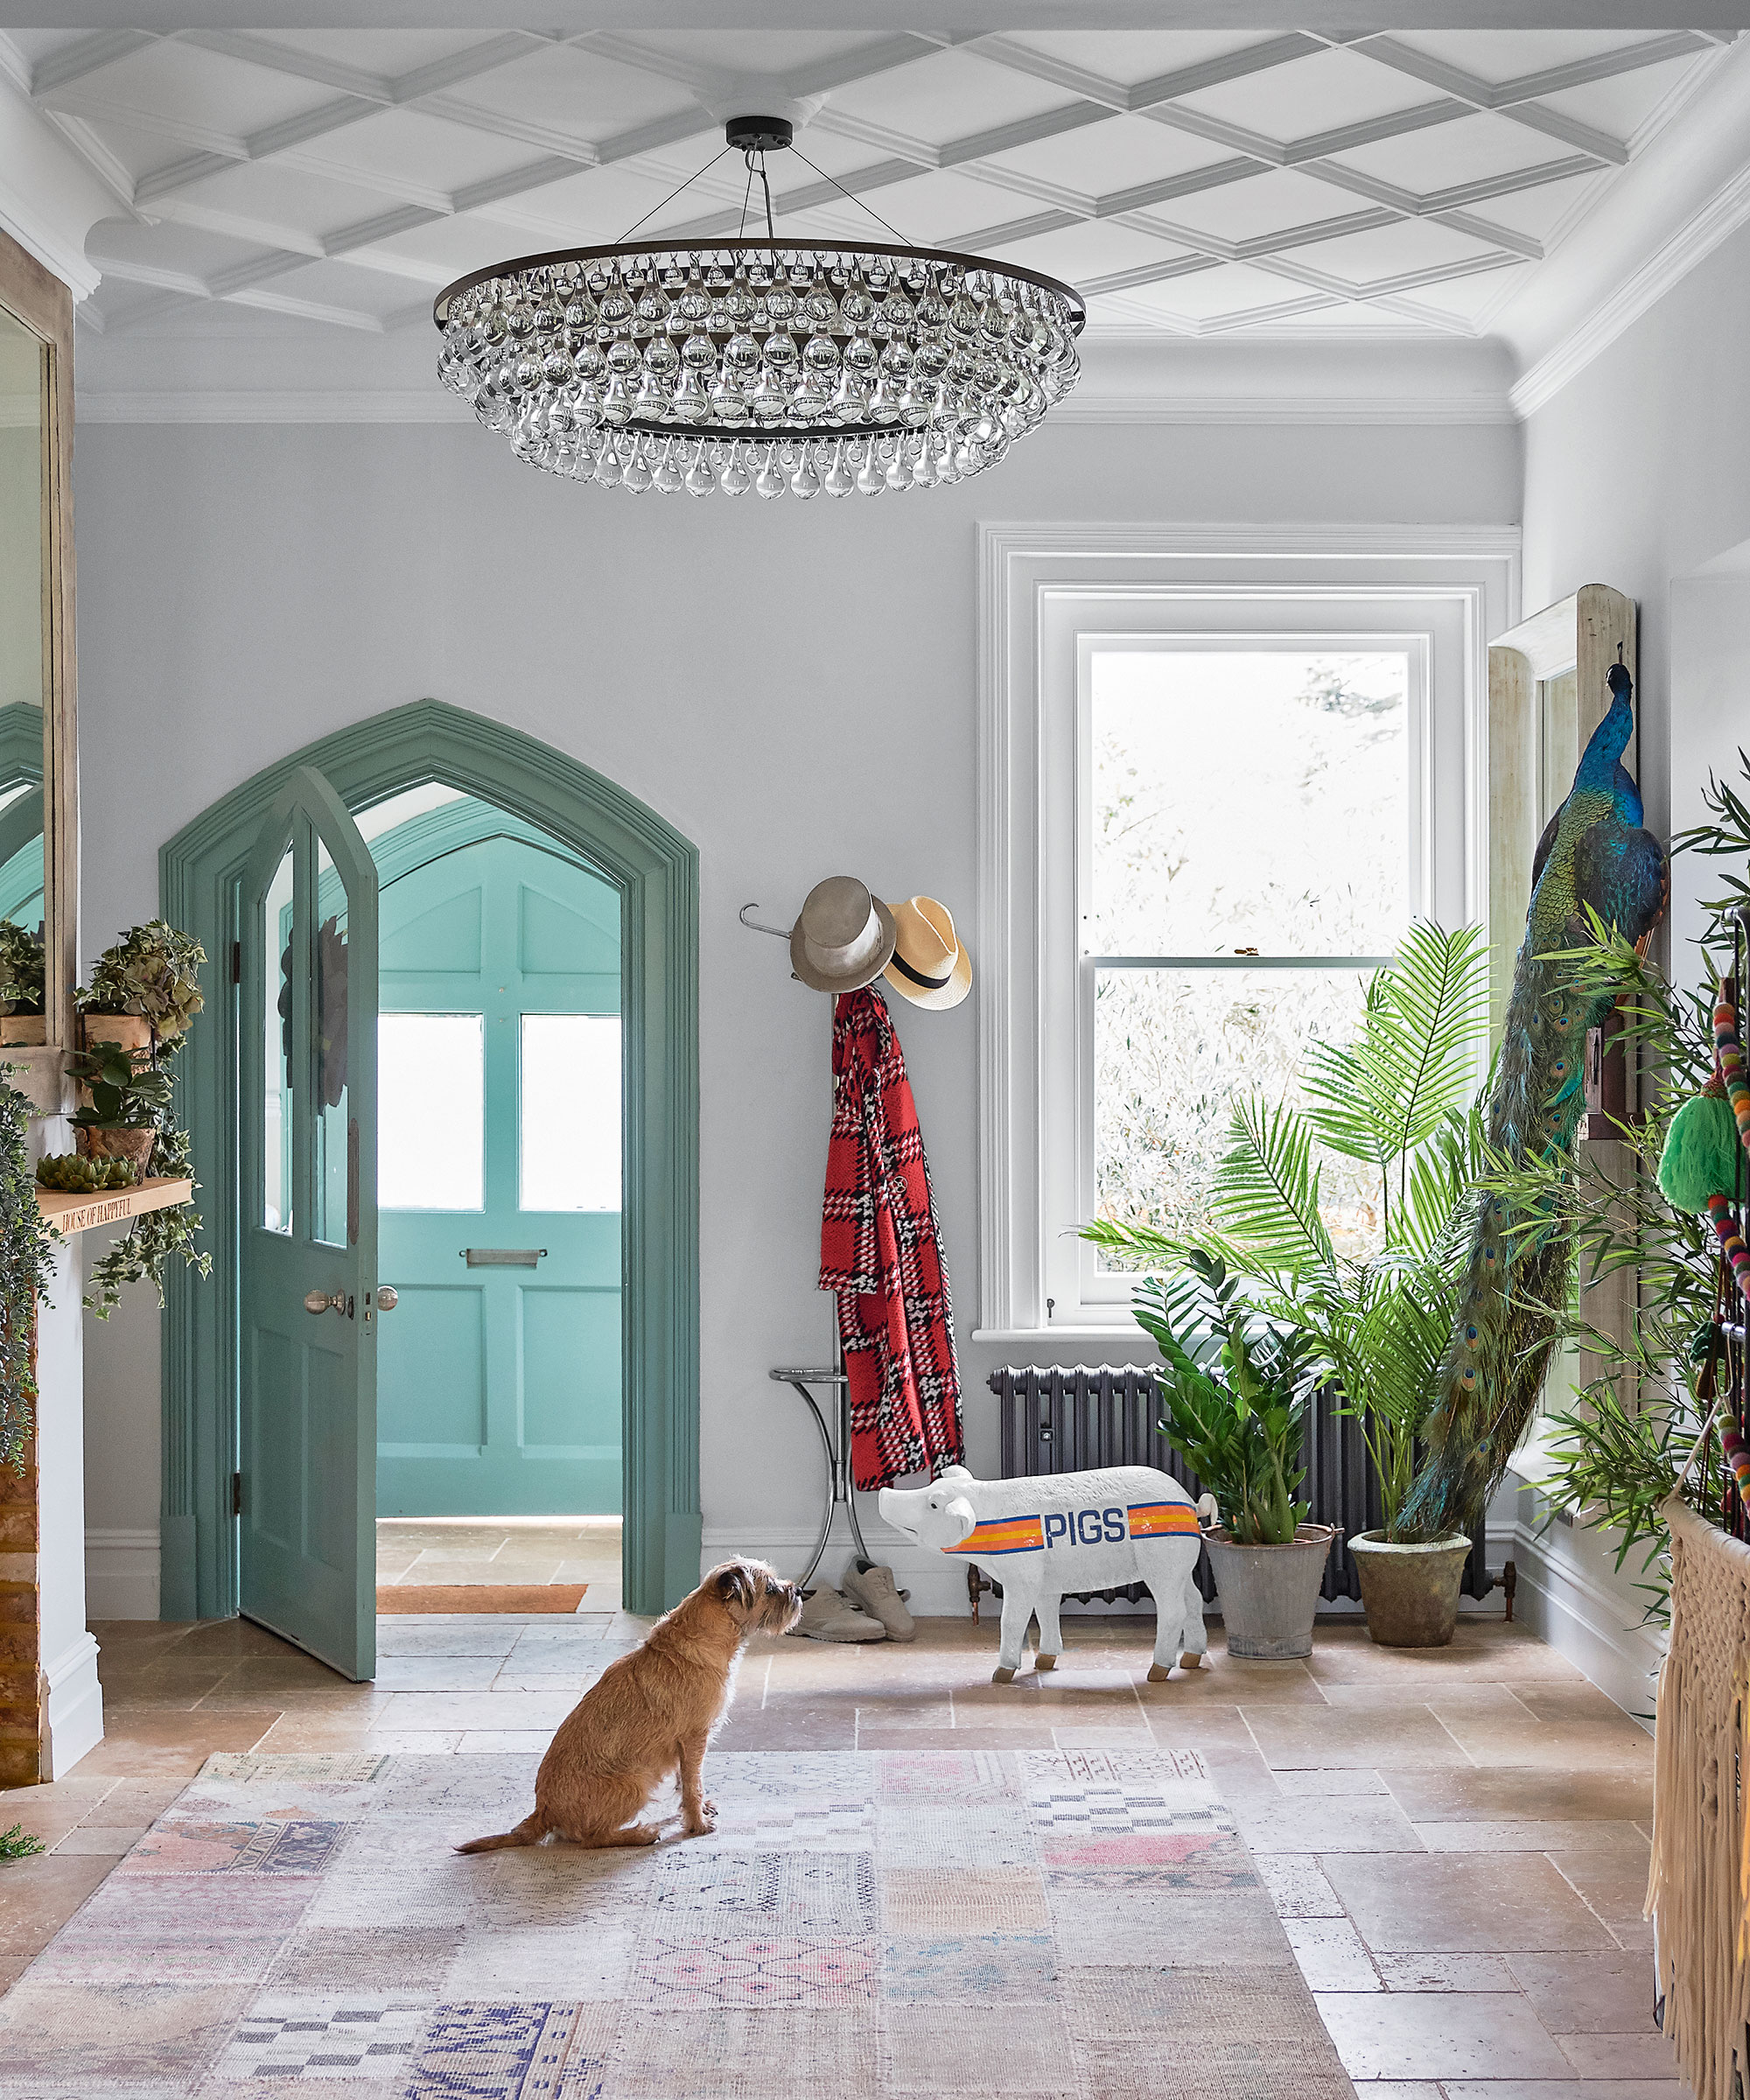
<box><xmin>739</xmin><ymin>903</ymin><xmax>790</xmax><ymax>940</ymax></box>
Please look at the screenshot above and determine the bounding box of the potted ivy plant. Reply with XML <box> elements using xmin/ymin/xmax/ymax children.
<box><xmin>0</xmin><ymin>919</ymin><xmax>45</xmax><ymax>1046</ymax></box>
<box><xmin>1138</xmin><ymin>1250</ymin><xmax>1336</xmax><ymax>1659</ymax></box>
<box><xmin>66</xmin><ymin>1040</ymin><xmax>172</xmax><ymax>1172</ymax></box>
<box><xmin>78</xmin><ymin>919</ymin><xmax>206</xmax><ymax>1059</ymax></box>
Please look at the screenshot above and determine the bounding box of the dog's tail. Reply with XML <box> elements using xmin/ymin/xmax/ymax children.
<box><xmin>454</xmin><ymin>1810</ymin><xmax>548</xmax><ymax>1855</ymax></box>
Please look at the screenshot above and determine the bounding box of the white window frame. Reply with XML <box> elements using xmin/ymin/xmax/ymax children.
<box><xmin>975</xmin><ymin>524</ymin><xmax>1520</xmax><ymax>1341</ymax></box>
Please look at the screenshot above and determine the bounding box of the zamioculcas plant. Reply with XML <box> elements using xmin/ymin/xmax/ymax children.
<box><xmin>1138</xmin><ymin>1249</ymin><xmax>1317</xmax><ymax>1544</ymax></box>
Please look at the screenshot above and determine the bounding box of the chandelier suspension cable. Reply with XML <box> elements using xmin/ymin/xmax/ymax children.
<box><xmin>747</xmin><ymin>149</ymin><xmax>776</xmax><ymax>241</ymax></box>
<box><xmin>613</xmin><ymin>143</ymin><xmax>734</xmax><ymax>247</ymax></box>
<box><xmin>785</xmin><ymin>146</ymin><xmax>912</xmax><ymax>246</ymax></box>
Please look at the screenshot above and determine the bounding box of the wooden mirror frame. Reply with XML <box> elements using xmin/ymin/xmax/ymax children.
<box><xmin>0</xmin><ymin>226</ymin><xmax>77</xmax><ymax>1095</ymax></box>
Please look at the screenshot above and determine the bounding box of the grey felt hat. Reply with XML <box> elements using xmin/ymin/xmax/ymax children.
<box><xmin>790</xmin><ymin>876</ymin><xmax>897</xmax><ymax>994</ymax></box>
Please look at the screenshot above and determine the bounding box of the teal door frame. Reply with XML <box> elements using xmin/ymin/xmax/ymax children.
<box><xmin>160</xmin><ymin>700</ymin><xmax>701</xmax><ymax>1621</ymax></box>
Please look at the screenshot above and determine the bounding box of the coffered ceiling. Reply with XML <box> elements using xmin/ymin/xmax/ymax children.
<box><xmin>4</xmin><ymin>25</ymin><xmax>1735</xmax><ymax>347</ymax></box>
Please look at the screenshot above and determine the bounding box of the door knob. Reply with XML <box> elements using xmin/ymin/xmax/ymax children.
<box><xmin>375</xmin><ymin>1287</ymin><xmax>398</xmax><ymax>1311</ymax></box>
<box><xmin>304</xmin><ymin>1289</ymin><xmax>346</xmax><ymax>1315</ymax></box>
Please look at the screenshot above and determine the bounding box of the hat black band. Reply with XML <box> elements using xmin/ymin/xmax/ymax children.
<box><xmin>891</xmin><ymin>950</ymin><xmax>953</xmax><ymax>992</ymax></box>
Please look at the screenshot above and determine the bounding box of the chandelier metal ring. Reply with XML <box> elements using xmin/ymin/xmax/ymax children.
<box><xmin>433</xmin><ymin>123</ymin><xmax>1087</xmax><ymax>499</ymax></box>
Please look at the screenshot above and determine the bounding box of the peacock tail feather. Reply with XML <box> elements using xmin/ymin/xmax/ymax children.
<box><xmin>1401</xmin><ymin>664</ymin><xmax>1669</xmax><ymax>1539</ymax></box>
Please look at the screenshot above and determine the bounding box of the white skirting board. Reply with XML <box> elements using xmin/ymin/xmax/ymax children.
<box><xmin>86</xmin><ymin>1528</ymin><xmax>161</xmax><ymax>1621</ymax></box>
<box><xmin>44</xmin><ymin>1631</ymin><xmax>103</xmax><ymax>1779</ymax></box>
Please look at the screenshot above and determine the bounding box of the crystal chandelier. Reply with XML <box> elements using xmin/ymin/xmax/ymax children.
<box><xmin>433</xmin><ymin>115</ymin><xmax>1085</xmax><ymax>498</ymax></box>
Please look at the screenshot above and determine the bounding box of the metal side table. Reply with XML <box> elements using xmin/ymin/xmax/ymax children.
<box><xmin>770</xmin><ymin>1366</ymin><xmax>869</xmax><ymax>1589</ymax></box>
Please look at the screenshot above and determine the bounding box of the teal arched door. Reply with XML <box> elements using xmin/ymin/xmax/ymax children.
<box><xmin>372</xmin><ymin>808</ymin><xmax>623</xmax><ymax>1516</ymax></box>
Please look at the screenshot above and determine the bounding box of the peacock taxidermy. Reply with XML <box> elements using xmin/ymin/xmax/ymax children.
<box><xmin>1400</xmin><ymin>662</ymin><xmax>1669</xmax><ymax>1539</ymax></box>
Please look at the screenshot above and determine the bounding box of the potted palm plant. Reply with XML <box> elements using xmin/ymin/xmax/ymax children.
<box><xmin>1138</xmin><ymin>1249</ymin><xmax>1335</xmax><ymax>1658</ymax></box>
<box><xmin>1085</xmin><ymin>920</ymin><xmax>1492</xmax><ymax>1648</ymax></box>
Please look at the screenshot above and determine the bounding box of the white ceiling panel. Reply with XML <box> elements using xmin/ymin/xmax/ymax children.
<box><xmin>825</xmin><ymin>46</ymin><xmax>1087</xmax><ymax>147</ymax></box>
<box><xmin>22</xmin><ymin>24</ymin><xmax>1727</xmax><ymax>349</ymax></box>
<box><xmin>1172</xmin><ymin>46</ymin><xmax>1444</xmax><ymax>142</ymax></box>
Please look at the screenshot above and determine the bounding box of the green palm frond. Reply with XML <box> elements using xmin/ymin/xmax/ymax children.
<box><xmin>1303</xmin><ymin>920</ymin><xmax>1488</xmax><ymax>1196</ymax></box>
<box><xmin>1208</xmin><ymin>1096</ymin><xmax>1335</xmax><ymax>1278</ymax></box>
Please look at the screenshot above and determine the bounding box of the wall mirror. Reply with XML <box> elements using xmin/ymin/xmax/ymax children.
<box><xmin>0</xmin><ymin>228</ymin><xmax>77</xmax><ymax>1090</ymax></box>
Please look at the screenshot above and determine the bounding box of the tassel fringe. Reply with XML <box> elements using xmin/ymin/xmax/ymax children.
<box><xmin>1648</xmin><ymin>1494</ymin><xmax>1750</xmax><ymax>2100</ymax></box>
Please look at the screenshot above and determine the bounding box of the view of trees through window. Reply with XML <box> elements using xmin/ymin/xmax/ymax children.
<box><xmin>1089</xmin><ymin>648</ymin><xmax>1411</xmax><ymax>1268</ymax></box>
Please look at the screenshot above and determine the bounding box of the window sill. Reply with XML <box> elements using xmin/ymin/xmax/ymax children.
<box><xmin>970</xmin><ymin>1325</ymin><xmax>1149</xmax><ymax>1346</ymax></box>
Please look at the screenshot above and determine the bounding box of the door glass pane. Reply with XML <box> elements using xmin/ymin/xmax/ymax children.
<box><xmin>379</xmin><ymin>1012</ymin><xmax>484</xmax><ymax>1210</ymax></box>
<box><xmin>1089</xmin><ymin>649</ymin><xmax>1411</xmax><ymax>958</ymax></box>
<box><xmin>262</xmin><ymin>844</ymin><xmax>293</xmax><ymax>1234</ymax></box>
<box><xmin>1094</xmin><ymin>964</ymin><xmax>1376</xmax><ymax>1264</ymax></box>
<box><xmin>311</xmin><ymin>840</ymin><xmax>351</xmax><ymax>1247</ymax></box>
<box><xmin>521</xmin><ymin>1014</ymin><xmax>620</xmax><ymax>1212</ymax></box>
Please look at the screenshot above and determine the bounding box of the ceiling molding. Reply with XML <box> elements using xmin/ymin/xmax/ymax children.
<box><xmin>1510</xmin><ymin>158</ymin><xmax>1750</xmax><ymax>419</ymax></box>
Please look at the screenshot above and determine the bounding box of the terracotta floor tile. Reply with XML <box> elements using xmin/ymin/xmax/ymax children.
<box><xmin>1505</xmin><ymin>1950</ymin><xmax>1662</xmax><ymax>2034</ymax></box>
<box><xmin>49</xmin><ymin>1824</ymin><xmax>148</xmax><ymax>1855</ymax></box>
<box><xmin>1559</xmin><ymin>2035</ymin><xmax>1683</xmax><ymax>2078</ymax></box>
<box><xmin>1275</xmin><ymin>1768</ymin><xmax>1390</xmax><ymax>1796</ymax></box>
<box><xmin>168</xmin><ymin>1620</ymin><xmax>298</xmax><ymax>1657</ymax></box>
<box><xmin>1242</xmin><ymin>1703</ymin><xmax>1471</xmax><ymax>1769</ymax></box>
<box><xmin>1256</xmin><ymin>1855</ymin><xmax>1344</xmax><ymax>1917</ymax></box>
<box><xmin>1375</xmin><ymin>1953</ymin><xmax>1518</xmax><ymax>1992</ymax></box>
<box><xmin>1418</xmin><ymin>1819</ymin><xmax>1650</xmax><ymax>1853</ymax></box>
<box><xmin>1315</xmin><ymin>1680</ymin><xmax>1530</xmax><ymax>1712</ymax></box>
<box><xmin>1424</xmin><ymin>1702</ymin><xmax>1655</xmax><ymax>1775</ymax></box>
<box><xmin>1550</xmin><ymin>1845</ymin><xmax>1656</xmax><ymax>1928</ymax></box>
<box><xmin>374</xmin><ymin>1690</ymin><xmax>579</xmax><ymax>1730</ymax></box>
<box><xmin>1442</xmin><ymin>2083</ymin><xmax>1684</xmax><ymax>2098</ymax></box>
<box><xmin>74</xmin><ymin>1710</ymin><xmax>284</xmax><ymax>1775</ymax></box>
<box><xmin>1324</xmin><ymin>1852</ymin><xmax>1617</xmax><ymax>1953</ymax></box>
<box><xmin>374</xmin><ymin>1623</ymin><xmax>526</xmax><ymax>1658</ymax></box>
<box><xmin>851</xmin><ymin>1699</ymin><xmax>956</xmax><ymax>1731</ymax></box>
<box><xmin>0</xmin><ymin>1853</ymin><xmax>114</xmax><ymax>1955</ymax></box>
<box><xmin>1306</xmin><ymin>1622</ymin><xmax>1585</xmax><ymax>1684</ymax></box>
<box><xmin>1314</xmin><ymin>1991</ymin><xmax>1574</xmax><ymax>2080</ymax></box>
<box><xmin>1284</xmin><ymin>1916</ymin><xmax>1380</xmax><ymax>1991</ymax></box>
<box><xmin>1383</xmin><ymin>1768</ymin><xmax>1655</xmax><ymax>1824</ymax></box>
<box><xmin>1233</xmin><ymin>1794</ymin><xmax>1425</xmax><ymax>1853</ymax></box>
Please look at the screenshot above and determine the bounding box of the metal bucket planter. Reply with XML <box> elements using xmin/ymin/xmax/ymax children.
<box><xmin>1350</xmin><ymin>1531</ymin><xmax>1472</xmax><ymax>1648</ymax></box>
<box><xmin>1205</xmin><ymin>1523</ymin><xmax>1338</xmax><ymax>1659</ymax></box>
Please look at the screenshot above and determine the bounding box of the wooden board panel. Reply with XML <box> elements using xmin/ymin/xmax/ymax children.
<box><xmin>36</xmin><ymin>1174</ymin><xmax>192</xmax><ymax>1239</ymax></box>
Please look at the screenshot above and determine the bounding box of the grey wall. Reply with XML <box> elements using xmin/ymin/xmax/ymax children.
<box><xmin>1508</xmin><ymin>217</ymin><xmax>1750</xmax><ymax>1714</ymax></box>
<box><xmin>71</xmin><ymin>411</ymin><xmax>1520</xmax><ymax>1597</ymax></box>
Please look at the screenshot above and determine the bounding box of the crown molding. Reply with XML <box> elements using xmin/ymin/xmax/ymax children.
<box><xmin>1059</xmin><ymin>392</ymin><xmax>1515</xmax><ymax>426</ymax></box>
<box><xmin>1511</xmin><ymin>158</ymin><xmax>1750</xmax><ymax>421</ymax></box>
<box><xmin>0</xmin><ymin>66</ymin><xmax>112</xmax><ymax>300</ymax></box>
<box><xmin>76</xmin><ymin>388</ymin><xmax>474</xmax><ymax>423</ymax></box>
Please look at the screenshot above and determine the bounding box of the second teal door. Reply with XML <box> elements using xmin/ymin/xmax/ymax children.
<box><xmin>373</xmin><ymin>808</ymin><xmax>622</xmax><ymax>1517</ymax></box>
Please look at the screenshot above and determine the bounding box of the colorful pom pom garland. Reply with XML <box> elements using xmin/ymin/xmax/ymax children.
<box><xmin>1725</xmin><ymin>1424</ymin><xmax>1750</xmax><ymax>1512</ymax></box>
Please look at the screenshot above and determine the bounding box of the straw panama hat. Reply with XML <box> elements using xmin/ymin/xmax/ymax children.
<box><xmin>789</xmin><ymin>876</ymin><xmax>897</xmax><ymax>993</ymax></box>
<box><xmin>883</xmin><ymin>896</ymin><xmax>973</xmax><ymax>1010</ymax></box>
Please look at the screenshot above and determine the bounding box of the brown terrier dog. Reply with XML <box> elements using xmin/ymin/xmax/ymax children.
<box><xmin>456</xmin><ymin>1558</ymin><xmax>801</xmax><ymax>1853</ymax></box>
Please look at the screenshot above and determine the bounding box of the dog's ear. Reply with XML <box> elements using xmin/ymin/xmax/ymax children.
<box><xmin>714</xmin><ymin>1564</ymin><xmax>758</xmax><ymax>1615</ymax></box>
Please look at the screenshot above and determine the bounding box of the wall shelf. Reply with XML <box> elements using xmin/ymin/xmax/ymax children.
<box><xmin>36</xmin><ymin>1174</ymin><xmax>192</xmax><ymax>1238</ymax></box>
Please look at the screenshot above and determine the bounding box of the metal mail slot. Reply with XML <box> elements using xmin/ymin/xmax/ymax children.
<box><xmin>461</xmin><ymin>1247</ymin><xmax>550</xmax><ymax>1267</ymax></box>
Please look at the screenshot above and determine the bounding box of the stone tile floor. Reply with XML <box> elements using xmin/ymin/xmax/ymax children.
<box><xmin>0</xmin><ymin>1607</ymin><xmax>1683</xmax><ymax>2096</ymax></box>
<box><xmin>376</xmin><ymin>1515</ymin><xmax>623</xmax><ymax>1609</ymax></box>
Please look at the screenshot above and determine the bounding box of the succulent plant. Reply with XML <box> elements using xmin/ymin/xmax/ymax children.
<box><xmin>35</xmin><ymin>1152</ymin><xmax>139</xmax><ymax>1194</ymax></box>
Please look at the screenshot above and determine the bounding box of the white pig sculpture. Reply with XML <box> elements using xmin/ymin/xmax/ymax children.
<box><xmin>878</xmin><ymin>1463</ymin><xmax>1214</xmax><ymax>1684</ymax></box>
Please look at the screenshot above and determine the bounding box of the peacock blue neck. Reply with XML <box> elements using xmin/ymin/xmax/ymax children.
<box><xmin>1572</xmin><ymin>664</ymin><xmax>1634</xmax><ymax>791</ymax></box>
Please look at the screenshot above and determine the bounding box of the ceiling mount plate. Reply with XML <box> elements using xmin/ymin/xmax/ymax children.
<box><xmin>724</xmin><ymin>115</ymin><xmax>794</xmax><ymax>154</ymax></box>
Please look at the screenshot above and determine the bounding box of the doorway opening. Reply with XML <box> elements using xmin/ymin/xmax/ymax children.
<box><xmin>160</xmin><ymin>700</ymin><xmax>699</xmax><ymax>1657</ymax></box>
<box><xmin>358</xmin><ymin>783</ymin><xmax>625</xmax><ymax>1612</ymax></box>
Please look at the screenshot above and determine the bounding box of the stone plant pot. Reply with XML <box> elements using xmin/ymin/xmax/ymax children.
<box><xmin>0</xmin><ymin>1016</ymin><xmax>45</xmax><ymax>1046</ymax></box>
<box><xmin>1204</xmin><ymin>1523</ymin><xmax>1338</xmax><ymax>1660</ymax></box>
<box><xmin>80</xmin><ymin>1014</ymin><xmax>152</xmax><ymax>1060</ymax></box>
<box><xmin>1350</xmin><ymin>1531</ymin><xmax>1472</xmax><ymax>1648</ymax></box>
<box><xmin>74</xmin><ymin>1125</ymin><xmax>155</xmax><ymax>1173</ymax></box>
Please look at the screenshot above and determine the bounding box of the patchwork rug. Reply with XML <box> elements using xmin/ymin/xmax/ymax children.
<box><xmin>0</xmin><ymin>1745</ymin><xmax>1353</xmax><ymax>2099</ymax></box>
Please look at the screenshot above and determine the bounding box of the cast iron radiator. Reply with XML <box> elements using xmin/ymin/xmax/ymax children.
<box><xmin>987</xmin><ymin>1365</ymin><xmax>1492</xmax><ymax>1606</ymax></box>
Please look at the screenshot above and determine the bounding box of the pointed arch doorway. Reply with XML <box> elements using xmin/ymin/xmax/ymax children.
<box><xmin>160</xmin><ymin>702</ymin><xmax>699</xmax><ymax>1653</ymax></box>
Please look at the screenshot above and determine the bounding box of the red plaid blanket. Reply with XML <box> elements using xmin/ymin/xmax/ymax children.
<box><xmin>819</xmin><ymin>987</ymin><xmax>963</xmax><ymax>1489</ymax></box>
